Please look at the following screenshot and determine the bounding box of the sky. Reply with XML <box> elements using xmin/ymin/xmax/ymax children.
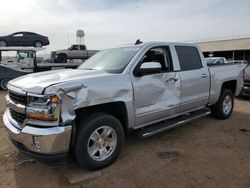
<box><xmin>0</xmin><ymin>0</ymin><xmax>250</xmax><ymax>54</ymax></box>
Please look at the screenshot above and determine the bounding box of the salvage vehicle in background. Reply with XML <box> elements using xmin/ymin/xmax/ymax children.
<box><xmin>206</xmin><ymin>57</ymin><xmax>228</xmax><ymax>65</ymax></box>
<box><xmin>51</xmin><ymin>44</ymin><xmax>98</xmax><ymax>63</ymax></box>
<box><xmin>3</xmin><ymin>42</ymin><xmax>244</xmax><ymax>170</ymax></box>
<box><xmin>0</xmin><ymin>32</ymin><xmax>50</xmax><ymax>47</ymax></box>
<box><xmin>241</xmin><ymin>62</ymin><xmax>250</xmax><ymax>95</ymax></box>
<box><xmin>0</xmin><ymin>47</ymin><xmax>82</xmax><ymax>90</ymax></box>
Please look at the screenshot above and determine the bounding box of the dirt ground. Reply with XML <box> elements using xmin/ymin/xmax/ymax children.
<box><xmin>0</xmin><ymin>91</ymin><xmax>250</xmax><ymax>188</ymax></box>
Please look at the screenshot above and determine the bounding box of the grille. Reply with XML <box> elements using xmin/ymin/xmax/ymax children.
<box><xmin>9</xmin><ymin>92</ymin><xmax>27</xmax><ymax>105</ymax></box>
<box><xmin>9</xmin><ymin>109</ymin><xmax>26</xmax><ymax>125</ymax></box>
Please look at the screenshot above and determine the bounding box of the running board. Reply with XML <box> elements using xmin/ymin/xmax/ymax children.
<box><xmin>139</xmin><ymin>108</ymin><xmax>211</xmax><ymax>138</ymax></box>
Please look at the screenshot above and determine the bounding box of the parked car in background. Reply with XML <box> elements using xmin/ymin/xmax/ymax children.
<box><xmin>0</xmin><ymin>32</ymin><xmax>50</xmax><ymax>47</ymax></box>
<box><xmin>241</xmin><ymin>62</ymin><xmax>250</xmax><ymax>95</ymax></box>
<box><xmin>205</xmin><ymin>57</ymin><xmax>228</xmax><ymax>65</ymax></box>
<box><xmin>51</xmin><ymin>44</ymin><xmax>98</xmax><ymax>63</ymax></box>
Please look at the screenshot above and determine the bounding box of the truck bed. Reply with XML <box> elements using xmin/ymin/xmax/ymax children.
<box><xmin>208</xmin><ymin>63</ymin><xmax>244</xmax><ymax>104</ymax></box>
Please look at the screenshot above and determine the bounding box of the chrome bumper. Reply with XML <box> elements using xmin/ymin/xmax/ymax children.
<box><xmin>3</xmin><ymin>108</ymin><xmax>72</xmax><ymax>155</ymax></box>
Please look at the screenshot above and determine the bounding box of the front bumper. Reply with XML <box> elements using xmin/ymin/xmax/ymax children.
<box><xmin>10</xmin><ymin>138</ymin><xmax>68</xmax><ymax>164</ymax></box>
<box><xmin>3</xmin><ymin>108</ymin><xmax>72</xmax><ymax>161</ymax></box>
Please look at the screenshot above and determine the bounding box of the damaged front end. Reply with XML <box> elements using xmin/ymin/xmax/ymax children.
<box><xmin>3</xmin><ymin>72</ymin><xmax>133</xmax><ymax>164</ymax></box>
<box><xmin>3</xmin><ymin>85</ymin><xmax>73</xmax><ymax>164</ymax></box>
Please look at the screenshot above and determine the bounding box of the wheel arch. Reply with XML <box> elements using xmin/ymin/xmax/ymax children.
<box><xmin>221</xmin><ymin>80</ymin><xmax>237</xmax><ymax>95</ymax></box>
<box><xmin>34</xmin><ymin>40</ymin><xmax>43</xmax><ymax>46</ymax></box>
<box><xmin>75</xmin><ymin>101</ymin><xmax>129</xmax><ymax>134</ymax></box>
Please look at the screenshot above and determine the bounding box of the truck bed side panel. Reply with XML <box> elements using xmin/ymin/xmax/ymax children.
<box><xmin>208</xmin><ymin>64</ymin><xmax>244</xmax><ymax>105</ymax></box>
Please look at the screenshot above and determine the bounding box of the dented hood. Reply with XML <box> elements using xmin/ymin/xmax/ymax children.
<box><xmin>8</xmin><ymin>69</ymin><xmax>111</xmax><ymax>94</ymax></box>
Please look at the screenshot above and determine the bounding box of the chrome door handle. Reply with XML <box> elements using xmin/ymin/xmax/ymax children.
<box><xmin>166</xmin><ymin>78</ymin><xmax>178</xmax><ymax>84</ymax></box>
<box><xmin>201</xmin><ymin>74</ymin><xmax>208</xmax><ymax>78</ymax></box>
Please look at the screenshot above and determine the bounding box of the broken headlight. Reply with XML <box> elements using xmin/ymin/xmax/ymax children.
<box><xmin>26</xmin><ymin>95</ymin><xmax>61</xmax><ymax>121</ymax></box>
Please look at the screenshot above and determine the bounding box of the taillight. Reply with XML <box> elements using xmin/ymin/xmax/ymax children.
<box><xmin>44</xmin><ymin>36</ymin><xmax>48</xmax><ymax>40</ymax></box>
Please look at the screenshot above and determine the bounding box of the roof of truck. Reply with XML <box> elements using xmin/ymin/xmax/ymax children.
<box><xmin>114</xmin><ymin>41</ymin><xmax>197</xmax><ymax>49</ymax></box>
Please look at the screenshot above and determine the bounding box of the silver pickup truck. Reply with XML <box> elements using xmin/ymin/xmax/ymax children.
<box><xmin>3</xmin><ymin>42</ymin><xmax>244</xmax><ymax>170</ymax></box>
<box><xmin>51</xmin><ymin>44</ymin><xmax>98</xmax><ymax>63</ymax></box>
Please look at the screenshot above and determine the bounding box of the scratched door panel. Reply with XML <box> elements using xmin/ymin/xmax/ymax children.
<box><xmin>133</xmin><ymin>72</ymin><xmax>180</xmax><ymax>126</ymax></box>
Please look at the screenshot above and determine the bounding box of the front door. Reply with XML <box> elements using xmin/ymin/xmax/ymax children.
<box><xmin>131</xmin><ymin>46</ymin><xmax>181</xmax><ymax>127</ymax></box>
<box><xmin>10</xmin><ymin>33</ymin><xmax>25</xmax><ymax>46</ymax></box>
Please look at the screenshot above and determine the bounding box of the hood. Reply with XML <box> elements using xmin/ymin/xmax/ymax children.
<box><xmin>8</xmin><ymin>69</ymin><xmax>112</xmax><ymax>94</ymax></box>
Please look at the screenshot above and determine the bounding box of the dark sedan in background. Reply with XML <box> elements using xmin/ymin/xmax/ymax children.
<box><xmin>0</xmin><ymin>32</ymin><xmax>50</xmax><ymax>47</ymax></box>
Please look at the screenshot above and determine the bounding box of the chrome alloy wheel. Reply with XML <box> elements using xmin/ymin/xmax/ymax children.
<box><xmin>222</xmin><ymin>95</ymin><xmax>232</xmax><ymax>115</ymax></box>
<box><xmin>87</xmin><ymin>126</ymin><xmax>117</xmax><ymax>161</ymax></box>
<box><xmin>0</xmin><ymin>41</ymin><xmax>7</xmax><ymax>47</ymax></box>
<box><xmin>35</xmin><ymin>42</ymin><xmax>42</xmax><ymax>47</ymax></box>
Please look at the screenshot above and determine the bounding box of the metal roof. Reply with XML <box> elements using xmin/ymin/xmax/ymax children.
<box><xmin>0</xmin><ymin>47</ymin><xmax>45</xmax><ymax>52</ymax></box>
<box><xmin>198</xmin><ymin>37</ymin><xmax>250</xmax><ymax>52</ymax></box>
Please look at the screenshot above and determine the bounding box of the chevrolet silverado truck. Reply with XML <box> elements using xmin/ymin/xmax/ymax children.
<box><xmin>3</xmin><ymin>42</ymin><xmax>244</xmax><ymax>170</ymax></box>
<box><xmin>51</xmin><ymin>44</ymin><xmax>98</xmax><ymax>63</ymax></box>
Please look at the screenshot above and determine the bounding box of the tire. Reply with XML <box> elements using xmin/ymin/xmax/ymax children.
<box><xmin>34</xmin><ymin>41</ymin><xmax>43</xmax><ymax>48</ymax></box>
<box><xmin>210</xmin><ymin>89</ymin><xmax>234</xmax><ymax>119</ymax></box>
<box><xmin>74</xmin><ymin>113</ymin><xmax>125</xmax><ymax>170</ymax></box>
<box><xmin>0</xmin><ymin>78</ymin><xmax>10</xmax><ymax>91</ymax></box>
<box><xmin>0</xmin><ymin>40</ymin><xmax>7</xmax><ymax>47</ymax></box>
<box><xmin>57</xmin><ymin>54</ymin><xmax>67</xmax><ymax>63</ymax></box>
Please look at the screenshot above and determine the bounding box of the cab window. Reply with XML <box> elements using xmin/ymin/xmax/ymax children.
<box><xmin>175</xmin><ymin>46</ymin><xmax>203</xmax><ymax>71</ymax></box>
<box><xmin>139</xmin><ymin>47</ymin><xmax>173</xmax><ymax>72</ymax></box>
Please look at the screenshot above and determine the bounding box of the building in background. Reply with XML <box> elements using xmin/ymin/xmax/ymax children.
<box><xmin>198</xmin><ymin>37</ymin><xmax>250</xmax><ymax>62</ymax></box>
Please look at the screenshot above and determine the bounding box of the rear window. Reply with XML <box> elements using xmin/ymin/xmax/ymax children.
<box><xmin>175</xmin><ymin>46</ymin><xmax>203</xmax><ymax>71</ymax></box>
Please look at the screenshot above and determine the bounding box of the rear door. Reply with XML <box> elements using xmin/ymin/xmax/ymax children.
<box><xmin>23</xmin><ymin>32</ymin><xmax>36</xmax><ymax>46</ymax></box>
<box><xmin>70</xmin><ymin>45</ymin><xmax>79</xmax><ymax>58</ymax></box>
<box><xmin>175</xmin><ymin>46</ymin><xmax>210</xmax><ymax>112</ymax></box>
<box><xmin>131</xmin><ymin>46</ymin><xmax>181</xmax><ymax>127</ymax></box>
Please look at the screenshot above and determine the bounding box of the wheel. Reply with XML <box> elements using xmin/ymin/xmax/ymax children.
<box><xmin>34</xmin><ymin>41</ymin><xmax>43</xmax><ymax>48</ymax></box>
<box><xmin>57</xmin><ymin>54</ymin><xmax>67</xmax><ymax>63</ymax></box>
<box><xmin>211</xmin><ymin>89</ymin><xmax>234</xmax><ymax>119</ymax></box>
<box><xmin>0</xmin><ymin>40</ymin><xmax>7</xmax><ymax>47</ymax></box>
<box><xmin>74</xmin><ymin>113</ymin><xmax>125</xmax><ymax>170</ymax></box>
<box><xmin>0</xmin><ymin>78</ymin><xmax>10</xmax><ymax>91</ymax></box>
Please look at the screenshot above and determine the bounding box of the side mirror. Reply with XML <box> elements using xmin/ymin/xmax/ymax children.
<box><xmin>137</xmin><ymin>62</ymin><xmax>162</xmax><ymax>76</ymax></box>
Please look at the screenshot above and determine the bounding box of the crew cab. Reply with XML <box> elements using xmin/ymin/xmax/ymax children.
<box><xmin>3</xmin><ymin>42</ymin><xmax>244</xmax><ymax>170</ymax></box>
<box><xmin>51</xmin><ymin>44</ymin><xmax>98</xmax><ymax>63</ymax></box>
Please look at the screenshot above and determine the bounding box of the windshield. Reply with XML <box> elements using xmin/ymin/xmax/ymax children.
<box><xmin>18</xmin><ymin>52</ymin><xmax>29</xmax><ymax>59</ymax></box>
<box><xmin>78</xmin><ymin>47</ymin><xmax>140</xmax><ymax>73</ymax></box>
